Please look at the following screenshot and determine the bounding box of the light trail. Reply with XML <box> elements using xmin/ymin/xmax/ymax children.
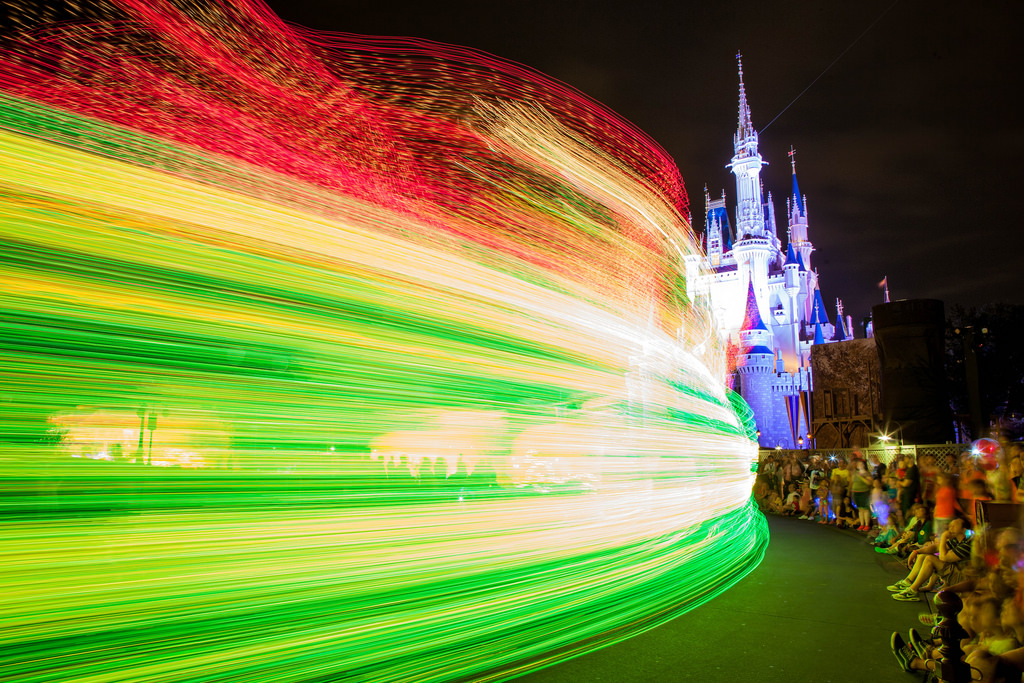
<box><xmin>0</xmin><ymin>2</ymin><xmax>768</xmax><ymax>681</ymax></box>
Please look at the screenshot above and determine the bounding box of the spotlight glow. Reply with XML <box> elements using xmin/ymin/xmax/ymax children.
<box><xmin>0</xmin><ymin>2</ymin><xmax>768</xmax><ymax>681</ymax></box>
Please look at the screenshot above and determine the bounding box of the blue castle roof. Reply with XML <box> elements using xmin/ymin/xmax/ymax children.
<box><xmin>740</xmin><ymin>278</ymin><xmax>768</xmax><ymax>332</ymax></box>
<box><xmin>785</xmin><ymin>241</ymin><xmax>799</xmax><ymax>266</ymax></box>
<box><xmin>791</xmin><ymin>170</ymin><xmax>805</xmax><ymax>214</ymax></box>
<box><xmin>813</xmin><ymin>322</ymin><xmax>825</xmax><ymax>345</ymax></box>
<box><xmin>834</xmin><ymin>315</ymin><xmax>848</xmax><ymax>341</ymax></box>
<box><xmin>811</xmin><ymin>288</ymin><xmax>830</xmax><ymax>325</ymax></box>
<box><xmin>746</xmin><ymin>345</ymin><xmax>775</xmax><ymax>356</ymax></box>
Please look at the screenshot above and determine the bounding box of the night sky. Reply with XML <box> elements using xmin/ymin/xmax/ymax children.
<box><xmin>265</xmin><ymin>0</ymin><xmax>1023</xmax><ymax>332</ymax></box>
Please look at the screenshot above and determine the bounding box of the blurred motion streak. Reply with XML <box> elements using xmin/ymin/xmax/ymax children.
<box><xmin>0</xmin><ymin>1</ymin><xmax>768</xmax><ymax>681</ymax></box>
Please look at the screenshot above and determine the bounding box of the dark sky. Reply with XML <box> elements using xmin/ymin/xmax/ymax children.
<box><xmin>267</xmin><ymin>0</ymin><xmax>1022</xmax><ymax>330</ymax></box>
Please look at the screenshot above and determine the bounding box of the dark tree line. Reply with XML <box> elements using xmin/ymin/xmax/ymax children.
<box><xmin>946</xmin><ymin>303</ymin><xmax>1024</xmax><ymax>441</ymax></box>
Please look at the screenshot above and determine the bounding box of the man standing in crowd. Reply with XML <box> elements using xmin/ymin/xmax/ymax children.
<box><xmin>898</xmin><ymin>454</ymin><xmax>920</xmax><ymax>525</ymax></box>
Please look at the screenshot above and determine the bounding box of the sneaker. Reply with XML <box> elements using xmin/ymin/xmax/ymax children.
<box><xmin>799</xmin><ymin>515</ymin><xmax>809</xmax><ymax>520</ymax></box>
<box><xmin>893</xmin><ymin>589</ymin><xmax>920</xmax><ymax>601</ymax></box>
<box><xmin>874</xmin><ymin>546</ymin><xmax>891</xmax><ymax>554</ymax></box>
<box><xmin>891</xmin><ymin>632</ymin><xmax>912</xmax><ymax>672</ymax></box>
<box><xmin>918</xmin><ymin>613</ymin><xmax>943</xmax><ymax>628</ymax></box>
<box><xmin>908</xmin><ymin>628</ymin><xmax>929</xmax><ymax>659</ymax></box>
<box><xmin>884</xmin><ymin>546</ymin><xmax>899</xmax><ymax>555</ymax></box>
<box><xmin>887</xmin><ymin>580</ymin><xmax>911</xmax><ymax>592</ymax></box>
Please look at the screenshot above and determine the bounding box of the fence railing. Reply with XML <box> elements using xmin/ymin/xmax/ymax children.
<box><xmin>759</xmin><ymin>443</ymin><xmax>970</xmax><ymax>471</ymax></box>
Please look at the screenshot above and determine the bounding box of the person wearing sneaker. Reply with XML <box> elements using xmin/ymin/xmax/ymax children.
<box><xmin>849</xmin><ymin>459</ymin><xmax>873</xmax><ymax>531</ymax></box>
<box><xmin>829</xmin><ymin>458</ymin><xmax>850</xmax><ymax>524</ymax></box>
<box><xmin>815</xmin><ymin>479</ymin><xmax>831</xmax><ymax>524</ymax></box>
<box><xmin>889</xmin><ymin>518</ymin><xmax>973</xmax><ymax>602</ymax></box>
<box><xmin>890</xmin><ymin>631</ymin><xmax>940</xmax><ymax>674</ymax></box>
<box><xmin>797</xmin><ymin>479</ymin><xmax>814</xmax><ymax>518</ymax></box>
<box><xmin>886</xmin><ymin>503</ymin><xmax>931</xmax><ymax>559</ymax></box>
<box><xmin>896</xmin><ymin>454</ymin><xmax>920</xmax><ymax>524</ymax></box>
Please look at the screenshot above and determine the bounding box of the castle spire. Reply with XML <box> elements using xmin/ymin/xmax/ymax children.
<box><xmin>834</xmin><ymin>299</ymin><xmax>848</xmax><ymax>341</ymax></box>
<box><xmin>810</xmin><ymin>286</ymin><xmax>830</xmax><ymax>325</ymax></box>
<box><xmin>729</xmin><ymin>52</ymin><xmax>766</xmax><ymax>240</ymax></box>
<box><xmin>788</xmin><ymin>146</ymin><xmax>805</xmax><ymax>214</ymax></box>
<box><xmin>785</xmin><ymin>240</ymin><xmax>799</xmax><ymax>266</ymax></box>
<box><xmin>740</xmin><ymin>277</ymin><xmax>768</xmax><ymax>332</ymax></box>
<box><xmin>736</xmin><ymin>52</ymin><xmax>754</xmax><ymax>140</ymax></box>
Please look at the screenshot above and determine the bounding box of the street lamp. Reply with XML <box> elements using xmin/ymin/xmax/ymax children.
<box><xmin>797</xmin><ymin>435</ymin><xmax>804</xmax><ymax>449</ymax></box>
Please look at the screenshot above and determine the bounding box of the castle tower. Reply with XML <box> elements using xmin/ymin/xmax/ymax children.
<box><xmin>786</xmin><ymin>148</ymin><xmax>814</xmax><ymax>272</ymax></box>
<box><xmin>764</xmin><ymin>191</ymin><xmax>779</xmax><ymax>246</ymax></box>
<box><xmin>809</xmin><ymin>285</ymin><xmax>832</xmax><ymax>344</ymax></box>
<box><xmin>736</xmin><ymin>278</ymin><xmax>775</xmax><ymax>446</ymax></box>
<box><xmin>729</xmin><ymin>53</ymin><xmax>776</xmax><ymax>325</ymax></box>
<box><xmin>705</xmin><ymin>186</ymin><xmax>723</xmax><ymax>267</ymax></box>
<box><xmin>728</xmin><ymin>53</ymin><xmax>767</xmax><ymax>241</ymax></box>
<box><xmin>685</xmin><ymin>55</ymin><xmax>846</xmax><ymax>449</ymax></box>
<box><xmin>834</xmin><ymin>299</ymin><xmax>849</xmax><ymax>341</ymax></box>
<box><xmin>778</xmin><ymin>240</ymin><xmax>802</xmax><ymax>370</ymax></box>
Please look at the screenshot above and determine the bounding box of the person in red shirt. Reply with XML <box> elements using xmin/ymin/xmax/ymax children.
<box><xmin>931</xmin><ymin>472</ymin><xmax>963</xmax><ymax>538</ymax></box>
<box><xmin>963</xmin><ymin>478</ymin><xmax>994</xmax><ymax>530</ymax></box>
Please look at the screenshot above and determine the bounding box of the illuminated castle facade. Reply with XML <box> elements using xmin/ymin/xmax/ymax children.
<box><xmin>684</xmin><ymin>55</ymin><xmax>851</xmax><ymax>449</ymax></box>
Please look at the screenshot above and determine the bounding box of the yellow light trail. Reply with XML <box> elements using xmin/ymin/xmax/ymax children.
<box><xmin>0</xmin><ymin>2</ymin><xmax>768</xmax><ymax>680</ymax></box>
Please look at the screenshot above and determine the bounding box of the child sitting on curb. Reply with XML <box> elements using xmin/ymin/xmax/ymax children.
<box><xmin>835</xmin><ymin>496</ymin><xmax>858</xmax><ymax>529</ymax></box>
<box><xmin>782</xmin><ymin>483</ymin><xmax>801</xmax><ymax>516</ymax></box>
<box><xmin>873</xmin><ymin>519</ymin><xmax>899</xmax><ymax>550</ymax></box>
<box><xmin>884</xmin><ymin>504</ymin><xmax>932</xmax><ymax>558</ymax></box>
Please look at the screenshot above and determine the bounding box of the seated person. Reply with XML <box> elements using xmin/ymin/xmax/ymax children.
<box><xmin>781</xmin><ymin>483</ymin><xmax>801</xmax><ymax>516</ymax></box>
<box><xmin>753</xmin><ymin>475</ymin><xmax>772</xmax><ymax>510</ymax></box>
<box><xmin>873</xmin><ymin>519</ymin><xmax>899</xmax><ymax>550</ymax></box>
<box><xmin>835</xmin><ymin>496</ymin><xmax>859</xmax><ymax>529</ymax></box>
<box><xmin>888</xmin><ymin>518</ymin><xmax>973</xmax><ymax>601</ymax></box>
<box><xmin>885</xmin><ymin>503</ymin><xmax>932</xmax><ymax>557</ymax></box>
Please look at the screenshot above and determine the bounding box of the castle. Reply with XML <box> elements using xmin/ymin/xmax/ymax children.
<box><xmin>683</xmin><ymin>55</ymin><xmax>852</xmax><ymax>449</ymax></box>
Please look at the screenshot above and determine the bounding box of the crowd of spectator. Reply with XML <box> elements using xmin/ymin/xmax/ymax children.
<box><xmin>752</xmin><ymin>448</ymin><xmax>1015</xmax><ymax>531</ymax></box>
<box><xmin>754</xmin><ymin>443</ymin><xmax>1024</xmax><ymax>682</ymax></box>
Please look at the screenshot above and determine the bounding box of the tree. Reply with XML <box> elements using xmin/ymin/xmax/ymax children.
<box><xmin>946</xmin><ymin>304</ymin><xmax>1024</xmax><ymax>441</ymax></box>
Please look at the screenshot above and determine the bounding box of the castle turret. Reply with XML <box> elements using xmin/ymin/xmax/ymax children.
<box><xmin>786</xmin><ymin>148</ymin><xmax>814</xmax><ymax>272</ymax></box>
<box><xmin>834</xmin><ymin>299</ymin><xmax>848</xmax><ymax>341</ymax></box>
<box><xmin>784</xmin><ymin>240</ymin><xmax>800</xmax><ymax>291</ymax></box>
<box><xmin>809</xmin><ymin>285</ymin><xmax>832</xmax><ymax>343</ymax></box>
<box><xmin>813</xmin><ymin>320</ymin><xmax>826</xmax><ymax>345</ymax></box>
<box><xmin>736</xmin><ymin>278</ymin><xmax>775</xmax><ymax>445</ymax></box>
<box><xmin>705</xmin><ymin>186</ymin><xmax>723</xmax><ymax>266</ymax></box>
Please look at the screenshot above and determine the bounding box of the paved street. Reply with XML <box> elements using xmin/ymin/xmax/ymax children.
<box><xmin>514</xmin><ymin>514</ymin><xmax>930</xmax><ymax>683</ymax></box>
